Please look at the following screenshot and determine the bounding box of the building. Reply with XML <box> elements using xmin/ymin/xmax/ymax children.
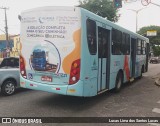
<box><xmin>0</xmin><ymin>34</ymin><xmax>20</xmax><ymax>58</ymax></box>
<box><xmin>0</xmin><ymin>34</ymin><xmax>6</xmax><ymax>40</ymax></box>
<box><xmin>0</xmin><ymin>34</ymin><xmax>12</xmax><ymax>40</ymax></box>
<box><xmin>10</xmin><ymin>34</ymin><xmax>20</xmax><ymax>57</ymax></box>
<box><xmin>0</xmin><ymin>40</ymin><xmax>14</xmax><ymax>58</ymax></box>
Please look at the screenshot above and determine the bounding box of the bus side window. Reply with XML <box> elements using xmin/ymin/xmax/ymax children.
<box><xmin>86</xmin><ymin>19</ymin><xmax>97</xmax><ymax>55</ymax></box>
<box><xmin>98</xmin><ymin>27</ymin><xmax>108</xmax><ymax>58</ymax></box>
<box><xmin>122</xmin><ymin>33</ymin><xmax>130</xmax><ymax>55</ymax></box>
<box><xmin>112</xmin><ymin>28</ymin><xmax>122</xmax><ymax>55</ymax></box>
<box><xmin>142</xmin><ymin>40</ymin><xmax>146</xmax><ymax>55</ymax></box>
<box><xmin>137</xmin><ymin>39</ymin><xmax>142</xmax><ymax>55</ymax></box>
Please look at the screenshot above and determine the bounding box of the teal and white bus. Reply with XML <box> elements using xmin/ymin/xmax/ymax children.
<box><xmin>20</xmin><ymin>6</ymin><xmax>149</xmax><ymax>97</ymax></box>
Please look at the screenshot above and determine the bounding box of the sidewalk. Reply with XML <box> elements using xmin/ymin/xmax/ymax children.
<box><xmin>155</xmin><ymin>73</ymin><xmax>160</xmax><ymax>86</ymax></box>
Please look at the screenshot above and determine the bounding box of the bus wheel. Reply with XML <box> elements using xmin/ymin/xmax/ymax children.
<box><xmin>139</xmin><ymin>67</ymin><xmax>143</xmax><ymax>79</ymax></box>
<box><xmin>115</xmin><ymin>72</ymin><xmax>123</xmax><ymax>92</ymax></box>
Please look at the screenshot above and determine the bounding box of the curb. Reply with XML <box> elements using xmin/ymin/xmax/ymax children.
<box><xmin>155</xmin><ymin>78</ymin><xmax>160</xmax><ymax>87</ymax></box>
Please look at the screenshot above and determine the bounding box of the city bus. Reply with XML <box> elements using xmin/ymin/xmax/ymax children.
<box><xmin>20</xmin><ymin>6</ymin><xmax>149</xmax><ymax>97</ymax></box>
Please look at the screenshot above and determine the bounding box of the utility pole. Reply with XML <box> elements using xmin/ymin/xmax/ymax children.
<box><xmin>0</xmin><ymin>7</ymin><xmax>9</xmax><ymax>47</ymax></box>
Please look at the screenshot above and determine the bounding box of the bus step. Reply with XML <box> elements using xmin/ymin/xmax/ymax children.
<box><xmin>130</xmin><ymin>78</ymin><xmax>134</xmax><ymax>82</ymax></box>
<box><xmin>98</xmin><ymin>89</ymin><xmax>108</xmax><ymax>95</ymax></box>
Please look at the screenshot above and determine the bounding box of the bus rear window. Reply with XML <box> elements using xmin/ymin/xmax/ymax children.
<box><xmin>86</xmin><ymin>19</ymin><xmax>97</xmax><ymax>55</ymax></box>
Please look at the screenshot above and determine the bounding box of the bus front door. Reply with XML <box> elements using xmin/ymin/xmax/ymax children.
<box><xmin>97</xmin><ymin>26</ymin><xmax>110</xmax><ymax>93</ymax></box>
<box><xmin>131</xmin><ymin>38</ymin><xmax>136</xmax><ymax>77</ymax></box>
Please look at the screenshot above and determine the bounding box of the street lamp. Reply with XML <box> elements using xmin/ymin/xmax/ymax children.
<box><xmin>128</xmin><ymin>8</ymin><xmax>146</xmax><ymax>32</ymax></box>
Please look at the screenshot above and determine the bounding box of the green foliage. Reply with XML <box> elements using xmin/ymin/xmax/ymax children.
<box><xmin>137</xmin><ymin>25</ymin><xmax>160</xmax><ymax>45</ymax></box>
<box><xmin>138</xmin><ymin>25</ymin><xmax>160</xmax><ymax>56</ymax></box>
<box><xmin>152</xmin><ymin>45</ymin><xmax>160</xmax><ymax>56</ymax></box>
<box><xmin>78</xmin><ymin>0</ymin><xmax>119</xmax><ymax>22</ymax></box>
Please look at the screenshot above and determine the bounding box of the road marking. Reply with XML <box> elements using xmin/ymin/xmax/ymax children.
<box><xmin>148</xmin><ymin>123</ymin><xmax>160</xmax><ymax>126</ymax></box>
<box><xmin>152</xmin><ymin>108</ymin><xmax>160</xmax><ymax>114</ymax></box>
<box><xmin>143</xmin><ymin>74</ymin><xmax>149</xmax><ymax>77</ymax></box>
<box><xmin>149</xmin><ymin>101</ymin><xmax>160</xmax><ymax>126</ymax></box>
<box><xmin>157</xmin><ymin>101</ymin><xmax>160</xmax><ymax>104</ymax></box>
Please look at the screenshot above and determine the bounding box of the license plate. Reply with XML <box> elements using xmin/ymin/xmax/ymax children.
<box><xmin>41</xmin><ymin>76</ymin><xmax>52</xmax><ymax>82</ymax></box>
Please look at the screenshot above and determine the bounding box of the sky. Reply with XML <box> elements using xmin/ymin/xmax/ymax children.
<box><xmin>117</xmin><ymin>0</ymin><xmax>160</xmax><ymax>32</ymax></box>
<box><xmin>0</xmin><ymin>0</ymin><xmax>160</xmax><ymax>35</ymax></box>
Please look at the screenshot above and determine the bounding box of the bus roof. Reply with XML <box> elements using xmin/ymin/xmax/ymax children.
<box><xmin>21</xmin><ymin>6</ymin><xmax>149</xmax><ymax>43</ymax></box>
<box><xmin>21</xmin><ymin>6</ymin><xmax>77</xmax><ymax>14</ymax></box>
<box><xmin>80</xmin><ymin>7</ymin><xmax>149</xmax><ymax>43</ymax></box>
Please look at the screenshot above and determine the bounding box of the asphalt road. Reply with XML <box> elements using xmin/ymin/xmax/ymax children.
<box><xmin>0</xmin><ymin>63</ymin><xmax>160</xmax><ymax>126</ymax></box>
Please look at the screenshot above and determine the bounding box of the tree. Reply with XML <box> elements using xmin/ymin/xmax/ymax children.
<box><xmin>137</xmin><ymin>25</ymin><xmax>160</xmax><ymax>45</ymax></box>
<box><xmin>152</xmin><ymin>45</ymin><xmax>160</xmax><ymax>56</ymax></box>
<box><xmin>78</xmin><ymin>0</ymin><xmax>119</xmax><ymax>22</ymax></box>
<box><xmin>137</xmin><ymin>26</ymin><xmax>160</xmax><ymax>56</ymax></box>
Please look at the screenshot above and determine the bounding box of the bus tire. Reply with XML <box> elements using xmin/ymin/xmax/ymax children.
<box><xmin>114</xmin><ymin>72</ymin><xmax>123</xmax><ymax>92</ymax></box>
<box><xmin>139</xmin><ymin>67</ymin><xmax>143</xmax><ymax>79</ymax></box>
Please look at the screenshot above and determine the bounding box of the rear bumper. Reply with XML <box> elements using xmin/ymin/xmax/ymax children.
<box><xmin>20</xmin><ymin>77</ymin><xmax>84</xmax><ymax>96</ymax></box>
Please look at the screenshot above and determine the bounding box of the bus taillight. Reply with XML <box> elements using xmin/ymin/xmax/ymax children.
<box><xmin>20</xmin><ymin>55</ymin><xmax>27</xmax><ymax>79</ymax></box>
<box><xmin>69</xmin><ymin>59</ymin><xmax>80</xmax><ymax>85</ymax></box>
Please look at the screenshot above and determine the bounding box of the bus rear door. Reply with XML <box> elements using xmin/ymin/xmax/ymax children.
<box><xmin>97</xmin><ymin>23</ymin><xmax>111</xmax><ymax>93</ymax></box>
